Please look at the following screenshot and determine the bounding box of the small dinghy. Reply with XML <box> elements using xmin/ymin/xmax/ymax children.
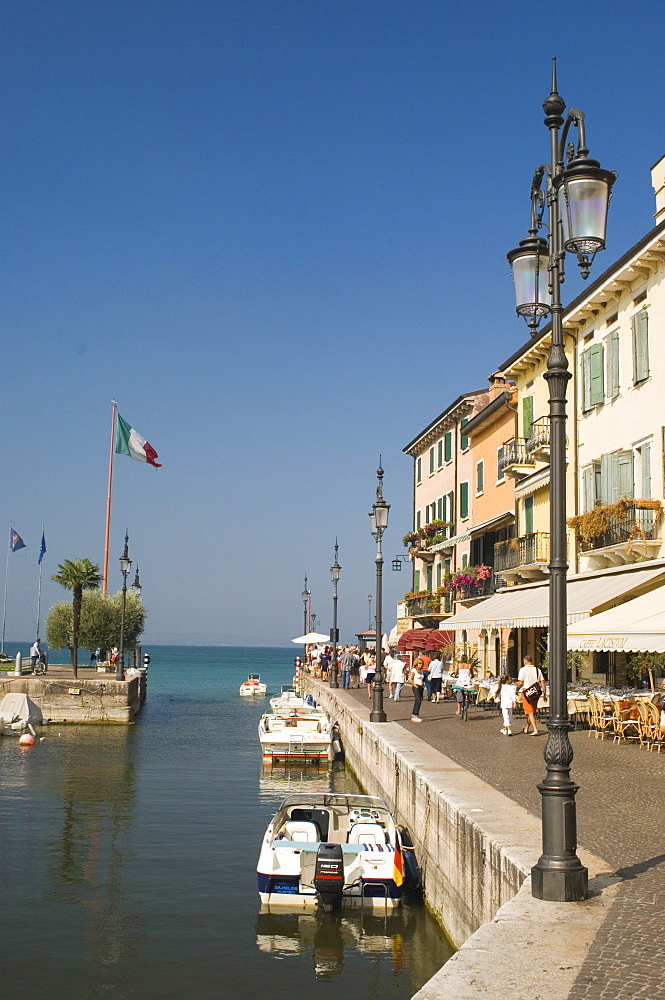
<box><xmin>257</xmin><ymin>793</ymin><xmax>406</xmax><ymax>911</ymax></box>
<box><xmin>239</xmin><ymin>674</ymin><xmax>267</xmax><ymax>697</ymax></box>
<box><xmin>0</xmin><ymin>692</ymin><xmax>43</xmax><ymax>736</ymax></box>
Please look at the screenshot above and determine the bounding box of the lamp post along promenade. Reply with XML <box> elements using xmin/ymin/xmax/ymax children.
<box><xmin>117</xmin><ymin>533</ymin><xmax>132</xmax><ymax>683</ymax></box>
<box><xmin>330</xmin><ymin>541</ymin><xmax>341</xmax><ymax>688</ymax></box>
<box><xmin>369</xmin><ymin>464</ymin><xmax>390</xmax><ymax>723</ymax></box>
<box><xmin>507</xmin><ymin>61</ymin><xmax>615</xmax><ymax>902</ymax></box>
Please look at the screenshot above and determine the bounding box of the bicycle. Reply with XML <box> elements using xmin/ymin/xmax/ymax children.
<box><xmin>453</xmin><ymin>685</ymin><xmax>475</xmax><ymax>721</ymax></box>
<box><xmin>32</xmin><ymin>654</ymin><xmax>47</xmax><ymax>675</ymax></box>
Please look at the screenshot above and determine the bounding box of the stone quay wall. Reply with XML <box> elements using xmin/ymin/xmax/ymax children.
<box><xmin>306</xmin><ymin>680</ymin><xmax>618</xmax><ymax>1000</ymax></box>
<box><xmin>0</xmin><ymin>673</ymin><xmax>145</xmax><ymax>723</ymax></box>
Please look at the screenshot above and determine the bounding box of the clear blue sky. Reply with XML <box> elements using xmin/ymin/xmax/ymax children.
<box><xmin>2</xmin><ymin>0</ymin><xmax>664</xmax><ymax>646</ymax></box>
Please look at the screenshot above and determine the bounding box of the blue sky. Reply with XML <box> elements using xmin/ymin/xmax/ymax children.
<box><xmin>2</xmin><ymin>1</ymin><xmax>664</xmax><ymax>646</ymax></box>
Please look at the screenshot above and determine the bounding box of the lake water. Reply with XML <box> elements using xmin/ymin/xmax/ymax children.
<box><xmin>0</xmin><ymin>646</ymin><xmax>453</xmax><ymax>998</ymax></box>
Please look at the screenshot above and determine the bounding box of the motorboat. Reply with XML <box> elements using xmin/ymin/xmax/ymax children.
<box><xmin>258</xmin><ymin>709</ymin><xmax>336</xmax><ymax>763</ymax></box>
<box><xmin>239</xmin><ymin>674</ymin><xmax>267</xmax><ymax>697</ymax></box>
<box><xmin>257</xmin><ymin>793</ymin><xmax>408</xmax><ymax>911</ymax></box>
<box><xmin>0</xmin><ymin>692</ymin><xmax>43</xmax><ymax>736</ymax></box>
<box><xmin>270</xmin><ymin>686</ymin><xmax>320</xmax><ymax>714</ymax></box>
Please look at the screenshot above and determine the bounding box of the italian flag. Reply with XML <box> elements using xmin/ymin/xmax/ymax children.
<box><xmin>115</xmin><ymin>413</ymin><xmax>162</xmax><ymax>467</ymax></box>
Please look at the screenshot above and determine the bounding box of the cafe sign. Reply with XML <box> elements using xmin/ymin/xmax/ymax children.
<box><xmin>577</xmin><ymin>636</ymin><xmax>627</xmax><ymax>650</ymax></box>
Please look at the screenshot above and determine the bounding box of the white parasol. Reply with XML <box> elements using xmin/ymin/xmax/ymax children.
<box><xmin>291</xmin><ymin>632</ymin><xmax>331</xmax><ymax>644</ymax></box>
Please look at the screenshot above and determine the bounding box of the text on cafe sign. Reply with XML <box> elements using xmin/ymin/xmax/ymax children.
<box><xmin>577</xmin><ymin>636</ymin><xmax>626</xmax><ymax>650</ymax></box>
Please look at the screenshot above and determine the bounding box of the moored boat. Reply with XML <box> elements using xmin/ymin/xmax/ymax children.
<box><xmin>258</xmin><ymin>709</ymin><xmax>334</xmax><ymax>762</ymax></box>
<box><xmin>269</xmin><ymin>686</ymin><xmax>319</xmax><ymax>714</ymax></box>
<box><xmin>257</xmin><ymin>793</ymin><xmax>406</xmax><ymax>911</ymax></box>
<box><xmin>239</xmin><ymin>674</ymin><xmax>267</xmax><ymax>697</ymax></box>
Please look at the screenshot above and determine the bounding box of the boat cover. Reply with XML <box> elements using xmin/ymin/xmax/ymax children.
<box><xmin>0</xmin><ymin>692</ymin><xmax>43</xmax><ymax>725</ymax></box>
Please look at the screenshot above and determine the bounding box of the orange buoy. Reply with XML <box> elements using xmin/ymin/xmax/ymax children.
<box><xmin>19</xmin><ymin>734</ymin><xmax>35</xmax><ymax>746</ymax></box>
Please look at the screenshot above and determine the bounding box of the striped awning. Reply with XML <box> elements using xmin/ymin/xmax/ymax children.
<box><xmin>441</xmin><ymin>565</ymin><xmax>665</xmax><ymax>631</ymax></box>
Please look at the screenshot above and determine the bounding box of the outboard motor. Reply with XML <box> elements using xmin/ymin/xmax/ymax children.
<box><xmin>313</xmin><ymin>843</ymin><xmax>345</xmax><ymax>912</ymax></box>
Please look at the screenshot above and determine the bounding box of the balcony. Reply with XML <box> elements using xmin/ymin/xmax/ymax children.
<box><xmin>499</xmin><ymin>438</ymin><xmax>535</xmax><ymax>480</ymax></box>
<box><xmin>576</xmin><ymin>502</ymin><xmax>663</xmax><ymax>570</ymax></box>
<box><xmin>526</xmin><ymin>417</ymin><xmax>550</xmax><ymax>460</ymax></box>
<box><xmin>494</xmin><ymin>532</ymin><xmax>550</xmax><ymax>582</ymax></box>
<box><xmin>405</xmin><ymin>594</ymin><xmax>442</xmax><ymax>617</ymax></box>
<box><xmin>455</xmin><ymin>573</ymin><xmax>497</xmax><ymax>602</ymax></box>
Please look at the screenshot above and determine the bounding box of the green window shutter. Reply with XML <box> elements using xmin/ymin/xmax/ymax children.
<box><xmin>448</xmin><ymin>491</ymin><xmax>455</xmax><ymax>527</ymax></box>
<box><xmin>461</xmin><ymin>553</ymin><xmax>468</xmax><ymax>570</ymax></box>
<box><xmin>437</xmin><ymin>439</ymin><xmax>443</xmax><ymax>467</ymax></box>
<box><xmin>427</xmin><ymin>564</ymin><xmax>433</xmax><ymax>592</ymax></box>
<box><xmin>524</xmin><ymin>496</ymin><xmax>534</xmax><ymax>535</ymax></box>
<box><xmin>416</xmin><ymin>457</ymin><xmax>422</xmax><ymax>483</ymax></box>
<box><xmin>416</xmin><ymin>509</ymin><xmax>421</xmax><ymax>529</ymax></box>
<box><xmin>633</xmin><ymin>311</ymin><xmax>649</xmax><ymax>383</ymax></box>
<box><xmin>429</xmin><ymin>447</ymin><xmax>435</xmax><ymax>474</ymax></box>
<box><xmin>582</xmin><ymin>349</ymin><xmax>592</xmax><ymax>411</ymax></box>
<box><xmin>589</xmin><ymin>343</ymin><xmax>604</xmax><ymax>405</ymax></box>
<box><xmin>642</xmin><ymin>442</ymin><xmax>652</xmax><ymax>499</ymax></box>
<box><xmin>606</xmin><ymin>331</ymin><xmax>620</xmax><ymax>398</ymax></box>
<box><xmin>497</xmin><ymin>446</ymin><xmax>505</xmax><ymax>481</ymax></box>
<box><xmin>477</xmin><ymin>461</ymin><xmax>484</xmax><ymax>493</ymax></box>
<box><xmin>617</xmin><ymin>450</ymin><xmax>634</xmax><ymax>499</ymax></box>
<box><xmin>460</xmin><ymin>417</ymin><xmax>469</xmax><ymax>451</ymax></box>
<box><xmin>437</xmin><ymin>496</ymin><xmax>443</xmax><ymax>520</ymax></box>
<box><xmin>436</xmin><ymin>561</ymin><xmax>442</xmax><ymax>588</ymax></box>
<box><xmin>522</xmin><ymin>396</ymin><xmax>534</xmax><ymax>438</ymax></box>
<box><xmin>460</xmin><ymin>481</ymin><xmax>469</xmax><ymax>519</ymax></box>
<box><xmin>444</xmin><ymin>431</ymin><xmax>452</xmax><ymax>462</ymax></box>
<box><xmin>414</xmin><ymin>570</ymin><xmax>420</xmax><ymax>592</ymax></box>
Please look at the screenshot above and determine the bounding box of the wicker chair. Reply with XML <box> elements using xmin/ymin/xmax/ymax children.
<box><xmin>588</xmin><ymin>693</ymin><xmax>613</xmax><ymax>740</ymax></box>
<box><xmin>647</xmin><ymin>702</ymin><xmax>665</xmax><ymax>753</ymax></box>
<box><xmin>635</xmin><ymin>700</ymin><xmax>652</xmax><ymax>748</ymax></box>
<box><xmin>610</xmin><ymin>699</ymin><xmax>641</xmax><ymax>744</ymax></box>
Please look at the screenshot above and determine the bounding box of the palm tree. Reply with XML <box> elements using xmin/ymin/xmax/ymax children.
<box><xmin>51</xmin><ymin>559</ymin><xmax>102</xmax><ymax>678</ymax></box>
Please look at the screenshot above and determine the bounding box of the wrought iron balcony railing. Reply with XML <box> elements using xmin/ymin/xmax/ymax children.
<box><xmin>526</xmin><ymin>416</ymin><xmax>550</xmax><ymax>455</ymax></box>
<box><xmin>494</xmin><ymin>532</ymin><xmax>550</xmax><ymax>572</ymax></box>
<box><xmin>578</xmin><ymin>506</ymin><xmax>662</xmax><ymax>552</ymax></box>
<box><xmin>499</xmin><ymin>437</ymin><xmax>535</xmax><ymax>475</ymax></box>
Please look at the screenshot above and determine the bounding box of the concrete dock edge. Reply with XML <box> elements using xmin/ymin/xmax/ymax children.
<box><xmin>307</xmin><ymin>680</ymin><xmax>620</xmax><ymax>1000</ymax></box>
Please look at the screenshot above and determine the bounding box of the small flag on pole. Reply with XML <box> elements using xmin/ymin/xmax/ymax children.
<box><xmin>115</xmin><ymin>413</ymin><xmax>162</xmax><ymax>467</ymax></box>
<box><xmin>10</xmin><ymin>529</ymin><xmax>26</xmax><ymax>552</ymax></box>
<box><xmin>38</xmin><ymin>532</ymin><xmax>46</xmax><ymax>564</ymax></box>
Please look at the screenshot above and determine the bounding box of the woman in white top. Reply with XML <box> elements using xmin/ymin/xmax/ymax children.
<box><xmin>452</xmin><ymin>658</ymin><xmax>475</xmax><ymax>716</ymax></box>
<box><xmin>409</xmin><ymin>659</ymin><xmax>425</xmax><ymax>722</ymax></box>
<box><xmin>388</xmin><ymin>655</ymin><xmax>407</xmax><ymax>701</ymax></box>
<box><xmin>497</xmin><ymin>674</ymin><xmax>517</xmax><ymax>736</ymax></box>
<box><xmin>515</xmin><ymin>655</ymin><xmax>546</xmax><ymax>735</ymax></box>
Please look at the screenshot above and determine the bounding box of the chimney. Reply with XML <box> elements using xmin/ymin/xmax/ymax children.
<box><xmin>651</xmin><ymin>155</ymin><xmax>665</xmax><ymax>223</ymax></box>
<box><xmin>487</xmin><ymin>370</ymin><xmax>510</xmax><ymax>401</ymax></box>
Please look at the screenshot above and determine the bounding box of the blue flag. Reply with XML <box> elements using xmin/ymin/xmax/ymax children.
<box><xmin>10</xmin><ymin>529</ymin><xmax>25</xmax><ymax>553</ymax></box>
<box><xmin>38</xmin><ymin>532</ymin><xmax>46</xmax><ymax>564</ymax></box>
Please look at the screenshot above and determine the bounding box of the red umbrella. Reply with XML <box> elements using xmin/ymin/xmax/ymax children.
<box><xmin>420</xmin><ymin>629</ymin><xmax>454</xmax><ymax>651</ymax></box>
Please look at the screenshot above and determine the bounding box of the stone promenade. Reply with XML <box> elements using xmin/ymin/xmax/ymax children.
<box><xmin>344</xmin><ymin>683</ymin><xmax>665</xmax><ymax>1000</ymax></box>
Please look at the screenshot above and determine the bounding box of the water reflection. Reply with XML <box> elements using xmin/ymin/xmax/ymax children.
<box><xmin>258</xmin><ymin>759</ymin><xmax>359</xmax><ymax>802</ymax></box>
<box><xmin>256</xmin><ymin>908</ymin><xmax>416</xmax><ymax>979</ymax></box>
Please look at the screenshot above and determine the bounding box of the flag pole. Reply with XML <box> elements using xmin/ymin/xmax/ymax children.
<box><xmin>36</xmin><ymin>523</ymin><xmax>44</xmax><ymax>638</ymax></box>
<box><xmin>2</xmin><ymin>525</ymin><xmax>11</xmax><ymax>655</ymax></box>
<box><xmin>103</xmin><ymin>401</ymin><xmax>118</xmax><ymax>597</ymax></box>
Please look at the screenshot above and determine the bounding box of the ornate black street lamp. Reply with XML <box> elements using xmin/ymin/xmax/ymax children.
<box><xmin>369</xmin><ymin>463</ymin><xmax>390</xmax><ymax>722</ymax></box>
<box><xmin>132</xmin><ymin>565</ymin><xmax>142</xmax><ymax>595</ymax></box>
<box><xmin>507</xmin><ymin>61</ymin><xmax>615</xmax><ymax>902</ymax></box>
<box><xmin>330</xmin><ymin>540</ymin><xmax>342</xmax><ymax>688</ymax></box>
<box><xmin>117</xmin><ymin>533</ymin><xmax>132</xmax><ymax>682</ymax></box>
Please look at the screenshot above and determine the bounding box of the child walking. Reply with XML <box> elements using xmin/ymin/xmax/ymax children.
<box><xmin>497</xmin><ymin>674</ymin><xmax>517</xmax><ymax>736</ymax></box>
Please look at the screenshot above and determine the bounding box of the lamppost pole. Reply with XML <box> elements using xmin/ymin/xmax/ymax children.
<box><xmin>117</xmin><ymin>532</ymin><xmax>132</xmax><ymax>682</ymax></box>
<box><xmin>330</xmin><ymin>540</ymin><xmax>341</xmax><ymax>688</ymax></box>
<box><xmin>368</xmin><ymin>594</ymin><xmax>372</xmax><ymax>631</ymax></box>
<box><xmin>369</xmin><ymin>462</ymin><xmax>390</xmax><ymax>723</ymax></box>
<box><xmin>507</xmin><ymin>61</ymin><xmax>615</xmax><ymax>901</ymax></box>
<box><xmin>301</xmin><ymin>575</ymin><xmax>311</xmax><ymax>667</ymax></box>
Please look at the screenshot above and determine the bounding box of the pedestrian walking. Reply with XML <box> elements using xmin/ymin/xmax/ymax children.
<box><xmin>365</xmin><ymin>651</ymin><xmax>376</xmax><ymax>699</ymax></box>
<box><xmin>417</xmin><ymin>649</ymin><xmax>432</xmax><ymax>699</ymax></box>
<box><xmin>409</xmin><ymin>658</ymin><xmax>424</xmax><ymax>722</ymax></box>
<box><xmin>30</xmin><ymin>638</ymin><xmax>42</xmax><ymax>671</ymax></box>
<box><xmin>429</xmin><ymin>653</ymin><xmax>444</xmax><ymax>702</ymax></box>
<box><xmin>349</xmin><ymin>648</ymin><xmax>360</xmax><ymax>688</ymax></box>
<box><xmin>497</xmin><ymin>674</ymin><xmax>517</xmax><ymax>735</ymax></box>
<box><xmin>387</xmin><ymin>652</ymin><xmax>406</xmax><ymax>701</ymax></box>
<box><xmin>340</xmin><ymin>647</ymin><xmax>355</xmax><ymax>689</ymax></box>
<box><xmin>451</xmin><ymin>656</ymin><xmax>475</xmax><ymax>716</ymax></box>
<box><xmin>515</xmin><ymin>654</ymin><xmax>545</xmax><ymax>735</ymax></box>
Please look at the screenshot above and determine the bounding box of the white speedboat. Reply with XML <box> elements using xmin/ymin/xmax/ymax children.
<box><xmin>270</xmin><ymin>686</ymin><xmax>319</xmax><ymax>714</ymax></box>
<box><xmin>240</xmin><ymin>674</ymin><xmax>267</xmax><ymax>697</ymax></box>
<box><xmin>257</xmin><ymin>793</ymin><xmax>406</xmax><ymax>911</ymax></box>
<box><xmin>258</xmin><ymin>710</ymin><xmax>334</xmax><ymax>762</ymax></box>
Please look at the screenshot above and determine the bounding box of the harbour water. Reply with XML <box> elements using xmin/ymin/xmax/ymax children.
<box><xmin>0</xmin><ymin>646</ymin><xmax>453</xmax><ymax>998</ymax></box>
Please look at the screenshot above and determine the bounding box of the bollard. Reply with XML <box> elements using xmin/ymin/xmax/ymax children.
<box><xmin>14</xmin><ymin>652</ymin><xmax>22</xmax><ymax>676</ymax></box>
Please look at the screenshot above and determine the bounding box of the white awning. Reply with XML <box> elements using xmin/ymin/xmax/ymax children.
<box><xmin>442</xmin><ymin>565</ymin><xmax>665</xmax><ymax>631</ymax></box>
<box><xmin>568</xmin><ymin>586</ymin><xmax>665</xmax><ymax>652</ymax></box>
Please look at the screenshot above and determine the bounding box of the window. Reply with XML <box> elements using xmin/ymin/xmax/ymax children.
<box><xmin>426</xmin><ymin>564</ymin><xmax>433</xmax><ymax>592</ymax></box>
<box><xmin>522</xmin><ymin>395</ymin><xmax>534</xmax><ymax>439</ymax></box>
<box><xmin>632</xmin><ymin>311</ymin><xmax>649</xmax><ymax>384</ymax></box>
<box><xmin>460</xmin><ymin>481</ymin><xmax>469</xmax><ymax>520</ymax></box>
<box><xmin>437</xmin><ymin>439</ymin><xmax>443</xmax><ymax>468</ymax></box>
<box><xmin>414</xmin><ymin>570</ymin><xmax>420</xmax><ymax>592</ymax></box>
<box><xmin>429</xmin><ymin>446</ymin><xmax>435</xmax><ymax>475</ymax></box>
<box><xmin>582</xmin><ymin>343</ymin><xmax>604</xmax><ymax>409</ymax></box>
<box><xmin>598</xmin><ymin>450</ymin><xmax>634</xmax><ymax>504</ymax></box>
<box><xmin>437</xmin><ymin>496</ymin><xmax>444</xmax><ymax>520</ymax></box>
<box><xmin>460</xmin><ymin>417</ymin><xmax>469</xmax><ymax>451</ymax></box>
<box><xmin>461</xmin><ymin>553</ymin><xmax>468</xmax><ymax>570</ymax></box>
<box><xmin>416</xmin><ymin>457</ymin><xmax>422</xmax><ymax>483</ymax></box>
<box><xmin>444</xmin><ymin>431</ymin><xmax>452</xmax><ymax>462</ymax></box>
<box><xmin>606</xmin><ymin>330</ymin><xmax>620</xmax><ymax>398</ymax></box>
<box><xmin>582</xmin><ymin>462</ymin><xmax>601</xmax><ymax>512</ymax></box>
<box><xmin>637</xmin><ymin>441</ymin><xmax>652</xmax><ymax>499</ymax></box>
<box><xmin>497</xmin><ymin>445</ymin><xmax>505</xmax><ymax>481</ymax></box>
<box><xmin>416</xmin><ymin>509</ymin><xmax>422</xmax><ymax>530</ymax></box>
<box><xmin>436</xmin><ymin>561</ymin><xmax>442</xmax><ymax>588</ymax></box>
<box><xmin>476</xmin><ymin>460</ymin><xmax>484</xmax><ymax>494</ymax></box>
